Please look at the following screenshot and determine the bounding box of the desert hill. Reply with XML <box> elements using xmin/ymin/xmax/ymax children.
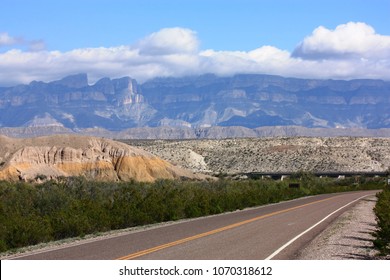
<box><xmin>124</xmin><ymin>137</ymin><xmax>390</xmax><ymax>175</ymax></box>
<box><xmin>0</xmin><ymin>134</ymin><xmax>202</xmax><ymax>182</ymax></box>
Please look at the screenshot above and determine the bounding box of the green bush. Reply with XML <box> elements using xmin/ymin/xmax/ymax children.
<box><xmin>373</xmin><ymin>189</ymin><xmax>390</xmax><ymax>255</ymax></box>
<box><xmin>0</xmin><ymin>176</ymin><xmax>385</xmax><ymax>253</ymax></box>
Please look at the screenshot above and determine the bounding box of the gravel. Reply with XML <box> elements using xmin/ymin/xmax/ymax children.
<box><xmin>297</xmin><ymin>194</ymin><xmax>383</xmax><ymax>260</ymax></box>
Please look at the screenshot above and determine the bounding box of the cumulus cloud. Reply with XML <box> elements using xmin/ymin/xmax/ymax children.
<box><xmin>292</xmin><ymin>22</ymin><xmax>390</xmax><ymax>60</ymax></box>
<box><xmin>199</xmin><ymin>46</ymin><xmax>293</xmax><ymax>77</ymax></box>
<box><xmin>0</xmin><ymin>23</ymin><xmax>389</xmax><ymax>86</ymax></box>
<box><xmin>0</xmin><ymin>28</ymin><xmax>201</xmax><ymax>85</ymax></box>
<box><xmin>135</xmin><ymin>27</ymin><xmax>199</xmax><ymax>56</ymax></box>
<box><xmin>0</xmin><ymin>32</ymin><xmax>21</xmax><ymax>46</ymax></box>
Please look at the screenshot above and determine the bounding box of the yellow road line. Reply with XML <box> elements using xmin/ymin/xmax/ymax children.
<box><xmin>117</xmin><ymin>196</ymin><xmax>337</xmax><ymax>260</ymax></box>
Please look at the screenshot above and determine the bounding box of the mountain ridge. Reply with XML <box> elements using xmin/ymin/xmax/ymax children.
<box><xmin>1</xmin><ymin>125</ymin><xmax>390</xmax><ymax>139</ymax></box>
<box><xmin>1</xmin><ymin>73</ymin><xmax>389</xmax><ymax>136</ymax></box>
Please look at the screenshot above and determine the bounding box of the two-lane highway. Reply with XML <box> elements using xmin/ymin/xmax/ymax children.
<box><xmin>8</xmin><ymin>190</ymin><xmax>378</xmax><ymax>260</ymax></box>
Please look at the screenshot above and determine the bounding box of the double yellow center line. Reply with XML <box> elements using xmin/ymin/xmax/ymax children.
<box><xmin>117</xmin><ymin>196</ymin><xmax>336</xmax><ymax>260</ymax></box>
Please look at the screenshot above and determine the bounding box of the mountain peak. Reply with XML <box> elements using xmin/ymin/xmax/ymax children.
<box><xmin>112</xmin><ymin>76</ymin><xmax>137</xmax><ymax>91</ymax></box>
<box><xmin>51</xmin><ymin>73</ymin><xmax>88</xmax><ymax>88</ymax></box>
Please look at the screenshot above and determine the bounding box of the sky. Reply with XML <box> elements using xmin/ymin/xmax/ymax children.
<box><xmin>1</xmin><ymin>0</ymin><xmax>390</xmax><ymax>86</ymax></box>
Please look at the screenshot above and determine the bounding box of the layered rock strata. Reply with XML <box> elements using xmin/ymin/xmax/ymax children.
<box><xmin>0</xmin><ymin>135</ymin><xmax>200</xmax><ymax>182</ymax></box>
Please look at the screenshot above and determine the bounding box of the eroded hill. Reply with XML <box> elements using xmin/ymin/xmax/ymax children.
<box><xmin>124</xmin><ymin>137</ymin><xmax>390</xmax><ymax>175</ymax></box>
<box><xmin>0</xmin><ymin>135</ymin><xmax>203</xmax><ymax>182</ymax></box>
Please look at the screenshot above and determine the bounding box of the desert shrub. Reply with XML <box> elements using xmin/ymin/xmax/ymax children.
<box><xmin>0</xmin><ymin>176</ymin><xmax>385</xmax><ymax>253</ymax></box>
<box><xmin>373</xmin><ymin>189</ymin><xmax>390</xmax><ymax>255</ymax></box>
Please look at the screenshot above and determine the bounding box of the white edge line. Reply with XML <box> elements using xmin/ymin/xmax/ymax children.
<box><xmin>265</xmin><ymin>194</ymin><xmax>372</xmax><ymax>260</ymax></box>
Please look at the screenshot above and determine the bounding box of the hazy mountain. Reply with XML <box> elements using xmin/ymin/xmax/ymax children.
<box><xmin>1</xmin><ymin>73</ymin><xmax>389</xmax><ymax>136</ymax></box>
<box><xmin>1</xmin><ymin>125</ymin><xmax>390</xmax><ymax>139</ymax></box>
<box><xmin>141</xmin><ymin>74</ymin><xmax>390</xmax><ymax>129</ymax></box>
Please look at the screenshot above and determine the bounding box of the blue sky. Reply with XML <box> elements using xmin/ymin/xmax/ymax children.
<box><xmin>1</xmin><ymin>0</ymin><xmax>390</xmax><ymax>85</ymax></box>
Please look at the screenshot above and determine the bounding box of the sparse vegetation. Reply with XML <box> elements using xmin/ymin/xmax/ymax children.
<box><xmin>0</xmin><ymin>176</ymin><xmax>384</xmax><ymax>253</ymax></box>
<box><xmin>123</xmin><ymin>138</ymin><xmax>390</xmax><ymax>176</ymax></box>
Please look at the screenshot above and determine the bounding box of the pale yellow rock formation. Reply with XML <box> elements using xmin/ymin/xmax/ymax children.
<box><xmin>0</xmin><ymin>135</ymin><xmax>201</xmax><ymax>182</ymax></box>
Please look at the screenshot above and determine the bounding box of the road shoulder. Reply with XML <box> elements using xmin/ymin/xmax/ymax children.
<box><xmin>297</xmin><ymin>194</ymin><xmax>381</xmax><ymax>259</ymax></box>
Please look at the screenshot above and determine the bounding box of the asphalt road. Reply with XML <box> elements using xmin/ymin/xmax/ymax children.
<box><xmin>8</xmin><ymin>190</ymin><xmax>378</xmax><ymax>260</ymax></box>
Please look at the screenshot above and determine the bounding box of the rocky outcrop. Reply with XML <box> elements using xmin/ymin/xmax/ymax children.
<box><xmin>0</xmin><ymin>135</ymin><xmax>202</xmax><ymax>182</ymax></box>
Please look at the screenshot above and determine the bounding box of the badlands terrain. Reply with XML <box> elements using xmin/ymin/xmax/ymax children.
<box><xmin>0</xmin><ymin>134</ymin><xmax>389</xmax><ymax>182</ymax></box>
<box><xmin>123</xmin><ymin>137</ymin><xmax>390</xmax><ymax>175</ymax></box>
<box><xmin>0</xmin><ymin>134</ymin><xmax>202</xmax><ymax>182</ymax></box>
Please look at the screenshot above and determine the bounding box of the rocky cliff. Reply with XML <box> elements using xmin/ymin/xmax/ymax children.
<box><xmin>0</xmin><ymin>73</ymin><xmax>155</xmax><ymax>129</ymax></box>
<box><xmin>1</xmin><ymin>73</ymin><xmax>389</xmax><ymax>134</ymax></box>
<box><xmin>0</xmin><ymin>135</ymin><xmax>202</xmax><ymax>182</ymax></box>
<box><xmin>141</xmin><ymin>74</ymin><xmax>390</xmax><ymax>129</ymax></box>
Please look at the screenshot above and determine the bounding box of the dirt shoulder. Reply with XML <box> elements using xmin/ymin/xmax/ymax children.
<box><xmin>297</xmin><ymin>194</ymin><xmax>386</xmax><ymax>260</ymax></box>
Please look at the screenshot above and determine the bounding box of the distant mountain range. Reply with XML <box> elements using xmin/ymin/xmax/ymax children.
<box><xmin>1</xmin><ymin>73</ymin><xmax>389</xmax><ymax>138</ymax></box>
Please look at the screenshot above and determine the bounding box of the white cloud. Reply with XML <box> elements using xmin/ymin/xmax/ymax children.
<box><xmin>0</xmin><ymin>32</ymin><xmax>46</xmax><ymax>52</ymax></box>
<box><xmin>293</xmin><ymin>22</ymin><xmax>390</xmax><ymax>60</ymax></box>
<box><xmin>199</xmin><ymin>46</ymin><xmax>293</xmax><ymax>76</ymax></box>
<box><xmin>0</xmin><ymin>32</ymin><xmax>21</xmax><ymax>46</ymax></box>
<box><xmin>0</xmin><ymin>29</ymin><xmax>202</xmax><ymax>85</ymax></box>
<box><xmin>0</xmin><ymin>23</ymin><xmax>389</xmax><ymax>86</ymax></box>
<box><xmin>135</xmin><ymin>27</ymin><xmax>199</xmax><ymax>56</ymax></box>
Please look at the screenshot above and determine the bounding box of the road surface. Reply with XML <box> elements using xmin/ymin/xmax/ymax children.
<box><xmin>8</xmin><ymin>190</ymin><xmax>378</xmax><ymax>260</ymax></box>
